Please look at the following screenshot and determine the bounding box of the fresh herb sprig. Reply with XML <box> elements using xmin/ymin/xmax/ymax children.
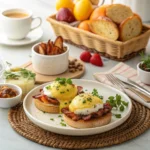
<box><xmin>92</xmin><ymin>88</ymin><xmax>103</xmax><ymax>99</ymax></box>
<box><xmin>140</xmin><ymin>52</ymin><xmax>150</xmax><ymax>71</ymax></box>
<box><xmin>20</xmin><ymin>68</ymin><xmax>36</xmax><ymax>79</ymax></box>
<box><xmin>4</xmin><ymin>68</ymin><xmax>36</xmax><ymax>80</ymax></box>
<box><xmin>4</xmin><ymin>71</ymin><xmax>20</xmax><ymax>80</ymax></box>
<box><xmin>55</xmin><ymin>78</ymin><xmax>72</xmax><ymax>85</ymax></box>
<box><xmin>106</xmin><ymin>94</ymin><xmax>129</xmax><ymax>118</ymax></box>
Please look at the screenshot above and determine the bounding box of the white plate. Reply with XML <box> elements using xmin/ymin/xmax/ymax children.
<box><xmin>23</xmin><ymin>79</ymin><xmax>132</xmax><ymax>136</ymax></box>
<box><xmin>0</xmin><ymin>27</ymin><xmax>43</xmax><ymax>46</ymax></box>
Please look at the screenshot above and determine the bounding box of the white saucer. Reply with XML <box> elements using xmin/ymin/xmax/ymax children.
<box><xmin>0</xmin><ymin>27</ymin><xmax>43</xmax><ymax>46</ymax></box>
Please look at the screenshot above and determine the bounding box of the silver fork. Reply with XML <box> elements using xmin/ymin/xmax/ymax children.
<box><xmin>106</xmin><ymin>74</ymin><xmax>150</xmax><ymax>103</ymax></box>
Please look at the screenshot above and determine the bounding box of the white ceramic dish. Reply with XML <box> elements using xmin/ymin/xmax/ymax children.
<box><xmin>137</xmin><ymin>62</ymin><xmax>150</xmax><ymax>85</ymax></box>
<box><xmin>0</xmin><ymin>83</ymin><xmax>22</xmax><ymax>108</ymax></box>
<box><xmin>23</xmin><ymin>79</ymin><xmax>132</xmax><ymax>136</ymax></box>
<box><xmin>1</xmin><ymin>8</ymin><xmax>42</xmax><ymax>40</ymax></box>
<box><xmin>32</xmin><ymin>43</ymin><xmax>69</xmax><ymax>75</ymax></box>
<box><xmin>0</xmin><ymin>27</ymin><xmax>43</xmax><ymax>46</ymax></box>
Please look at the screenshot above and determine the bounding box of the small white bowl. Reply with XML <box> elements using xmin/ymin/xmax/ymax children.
<box><xmin>0</xmin><ymin>83</ymin><xmax>22</xmax><ymax>108</ymax></box>
<box><xmin>137</xmin><ymin>62</ymin><xmax>150</xmax><ymax>85</ymax></box>
<box><xmin>32</xmin><ymin>42</ymin><xmax>69</xmax><ymax>75</ymax></box>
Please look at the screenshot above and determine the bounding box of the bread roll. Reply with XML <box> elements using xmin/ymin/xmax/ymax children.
<box><xmin>90</xmin><ymin>5</ymin><xmax>110</xmax><ymax>20</ymax></box>
<box><xmin>119</xmin><ymin>15</ymin><xmax>142</xmax><ymax>41</ymax></box>
<box><xmin>63</xmin><ymin>112</ymin><xmax>112</xmax><ymax>128</ymax></box>
<box><xmin>90</xmin><ymin>0</ymin><xmax>99</xmax><ymax>5</ymax></box>
<box><xmin>34</xmin><ymin>99</ymin><xmax>59</xmax><ymax>113</ymax></box>
<box><xmin>89</xmin><ymin>17</ymin><xmax>119</xmax><ymax>40</ymax></box>
<box><xmin>106</xmin><ymin>4</ymin><xmax>133</xmax><ymax>24</ymax></box>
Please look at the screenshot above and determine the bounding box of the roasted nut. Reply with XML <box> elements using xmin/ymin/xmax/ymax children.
<box><xmin>74</xmin><ymin>59</ymin><xmax>78</xmax><ymax>62</ymax></box>
<box><xmin>69</xmin><ymin>68</ymin><xmax>76</xmax><ymax>73</ymax></box>
<box><xmin>78</xmin><ymin>67</ymin><xmax>83</xmax><ymax>71</ymax></box>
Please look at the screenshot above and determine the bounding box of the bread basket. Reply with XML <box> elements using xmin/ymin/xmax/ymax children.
<box><xmin>47</xmin><ymin>0</ymin><xmax>150</xmax><ymax>61</ymax></box>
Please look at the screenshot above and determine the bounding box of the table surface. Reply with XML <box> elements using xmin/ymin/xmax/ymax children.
<box><xmin>0</xmin><ymin>0</ymin><xmax>150</xmax><ymax>150</ymax></box>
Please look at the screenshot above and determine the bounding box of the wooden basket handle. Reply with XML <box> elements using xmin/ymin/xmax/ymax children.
<box><xmin>90</xmin><ymin>0</ymin><xmax>105</xmax><ymax>6</ymax></box>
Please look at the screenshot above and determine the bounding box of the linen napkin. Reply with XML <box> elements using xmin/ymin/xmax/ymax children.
<box><xmin>94</xmin><ymin>62</ymin><xmax>150</xmax><ymax>109</ymax></box>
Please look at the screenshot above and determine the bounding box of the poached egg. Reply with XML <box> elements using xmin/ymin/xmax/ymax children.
<box><xmin>69</xmin><ymin>93</ymin><xmax>103</xmax><ymax>115</ymax></box>
<box><xmin>43</xmin><ymin>80</ymin><xmax>78</xmax><ymax>111</ymax></box>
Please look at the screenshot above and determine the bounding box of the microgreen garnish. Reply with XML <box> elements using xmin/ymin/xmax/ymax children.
<box><xmin>46</xmin><ymin>85</ymin><xmax>51</xmax><ymax>90</ymax></box>
<box><xmin>55</xmin><ymin>78</ymin><xmax>72</xmax><ymax>85</ymax></box>
<box><xmin>50</xmin><ymin>118</ymin><xmax>54</xmax><ymax>121</ymax></box>
<box><xmin>140</xmin><ymin>52</ymin><xmax>150</xmax><ymax>71</ymax></box>
<box><xmin>4</xmin><ymin>68</ymin><xmax>36</xmax><ymax>80</ymax></box>
<box><xmin>106</xmin><ymin>94</ymin><xmax>128</xmax><ymax>118</ymax></box>
<box><xmin>114</xmin><ymin>114</ymin><xmax>122</xmax><ymax>118</ymax></box>
<box><xmin>60</xmin><ymin>122</ymin><xmax>66</xmax><ymax>126</ymax></box>
<box><xmin>92</xmin><ymin>89</ymin><xmax>103</xmax><ymax>99</ymax></box>
<box><xmin>58</xmin><ymin>115</ymin><xmax>62</xmax><ymax>118</ymax></box>
<box><xmin>61</xmin><ymin>119</ymin><xmax>64</xmax><ymax>122</ymax></box>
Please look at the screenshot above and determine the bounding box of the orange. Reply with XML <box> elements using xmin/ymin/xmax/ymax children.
<box><xmin>56</xmin><ymin>0</ymin><xmax>74</xmax><ymax>11</ymax></box>
<box><xmin>78</xmin><ymin>20</ymin><xmax>91</xmax><ymax>32</ymax></box>
<box><xmin>74</xmin><ymin>0</ymin><xmax>80</xmax><ymax>3</ymax></box>
<box><xmin>90</xmin><ymin>5</ymin><xmax>109</xmax><ymax>20</ymax></box>
<box><xmin>74</xmin><ymin>0</ymin><xmax>93</xmax><ymax>21</ymax></box>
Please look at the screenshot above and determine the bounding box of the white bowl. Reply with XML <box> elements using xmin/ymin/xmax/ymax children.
<box><xmin>137</xmin><ymin>62</ymin><xmax>150</xmax><ymax>85</ymax></box>
<box><xmin>32</xmin><ymin>42</ymin><xmax>69</xmax><ymax>75</ymax></box>
<box><xmin>0</xmin><ymin>83</ymin><xmax>22</xmax><ymax>108</ymax></box>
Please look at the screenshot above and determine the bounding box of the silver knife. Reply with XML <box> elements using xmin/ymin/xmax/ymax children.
<box><xmin>115</xmin><ymin>74</ymin><xmax>150</xmax><ymax>97</ymax></box>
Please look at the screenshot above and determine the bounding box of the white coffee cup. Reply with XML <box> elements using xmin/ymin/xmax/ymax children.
<box><xmin>1</xmin><ymin>8</ymin><xmax>42</xmax><ymax>40</ymax></box>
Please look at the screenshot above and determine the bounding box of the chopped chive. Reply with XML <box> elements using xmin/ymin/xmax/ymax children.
<box><xmin>60</xmin><ymin>122</ymin><xmax>66</xmax><ymax>126</ymax></box>
<box><xmin>114</xmin><ymin>114</ymin><xmax>122</xmax><ymax>118</ymax></box>
<box><xmin>50</xmin><ymin>118</ymin><xmax>54</xmax><ymax>121</ymax></box>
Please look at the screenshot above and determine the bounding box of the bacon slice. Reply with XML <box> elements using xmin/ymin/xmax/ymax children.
<box><xmin>33</xmin><ymin>94</ymin><xmax>59</xmax><ymax>105</ymax></box>
<box><xmin>82</xmin><ymin>114</ymin><xmax>92</xmax><ymax>121</ymax></box>
<box><xmin>62</xmin><ymin>103</ymin><xmax>112</xmax><ymax>121</ymax></box>
<box><xmin>47</xmin><ymin>97</ymin><xmax>59</xmax><ymax>105</ymax></box>
<box><xmin>77</xmin><ymin>86</ymin><xmax>84</xmax><ymax>95</ymax></box>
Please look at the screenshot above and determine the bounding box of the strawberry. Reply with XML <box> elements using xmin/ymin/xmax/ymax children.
<box><xmin>90</xmin><ymin>53</ymin><xmax>103</xmax><ymax>66</ymax></box>
<box><xmin>80</xmin><ymin>51</ymin><xmax>92</xmax><ymax>62</ymax></box>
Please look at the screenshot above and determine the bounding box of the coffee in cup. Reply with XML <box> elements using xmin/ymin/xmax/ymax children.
<box><xmin>1</xmin><ymin>8</ymin><xmax>42</xmax><ymax>40</ymax></box>
<box><xmin>4</xmin><ymin>12</ymin><xmax>29</xmax><ymax>18</ymax></box>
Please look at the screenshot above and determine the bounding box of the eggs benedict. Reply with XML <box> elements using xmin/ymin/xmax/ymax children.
<box><xmin>33</xmin><ymin>78</ymin><xmax>83</xmax><ymax>113</ymax></box>
<box><xmin>61</xmin><ymin>93</ymin><xmax>112</xmax><ymax>128</ymax></box>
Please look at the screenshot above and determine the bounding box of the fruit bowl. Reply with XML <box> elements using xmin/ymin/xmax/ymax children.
<box><xmin>47</xmin><ymin>14</ymin><xmax>150</xmax><ymax>61</ymax></box>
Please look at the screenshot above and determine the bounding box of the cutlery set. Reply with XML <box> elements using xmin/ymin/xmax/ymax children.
<box><xmin>105</xmin><ymin>74</ymin><xmax>150</xmax><ymax>103</ymax></box>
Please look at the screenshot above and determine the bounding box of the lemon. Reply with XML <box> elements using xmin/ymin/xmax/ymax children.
<box><xmin>74</xmin><ymin>0</ymin><xmax>93</xmax><ymax>21</ymax></box>
<box><xmin>56</xmin><ymin>0</ymin><xmax>74</xmax><ymax>11</ymax></box>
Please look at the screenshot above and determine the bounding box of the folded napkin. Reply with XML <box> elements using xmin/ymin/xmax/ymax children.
<box><xmin>94</xmin><ymin>62</ymin><xmax>150</xmax><ymax>109</ymax></box>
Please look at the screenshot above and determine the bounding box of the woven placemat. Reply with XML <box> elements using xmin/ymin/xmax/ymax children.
<box><xmin>8</xmin><ymin>100</ymin><xmax>150</xmax><ymax>149</ymax></box>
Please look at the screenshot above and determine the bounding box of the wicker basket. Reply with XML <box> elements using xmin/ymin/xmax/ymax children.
<box><xmin>47</xmin><ymin>14</ymin><xmax>150</xmax><ymax>61</ymax></box>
